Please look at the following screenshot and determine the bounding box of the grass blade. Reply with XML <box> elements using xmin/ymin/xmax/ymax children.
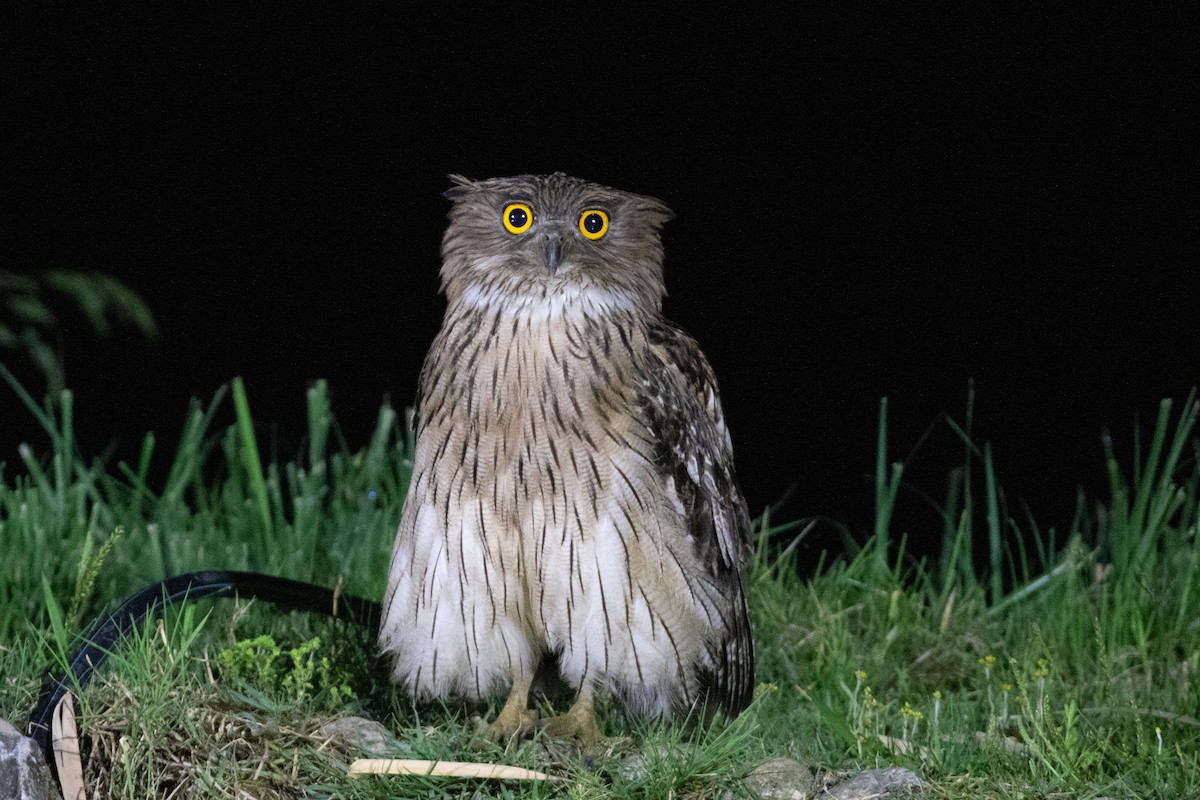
<box><xmin>231</xmin><ymin>376</ymin><xmax>273</xmax><ymax>543</ymax></box>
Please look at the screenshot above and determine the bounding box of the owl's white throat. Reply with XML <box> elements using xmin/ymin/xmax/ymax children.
<box><xmin>459</xmin><ymin>281</ymin><xmax>637</xmax><ymax>323</ymax></box>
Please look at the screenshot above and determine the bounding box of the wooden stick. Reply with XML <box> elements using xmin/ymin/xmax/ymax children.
<box><xmin>52</xmin><ymin>692</ymin><xmax>86</xmax><ymax>800</ymax></box>
<box><xmin>349</xmin><ymin>758</ymin><xmax>562</xmax><ymax>781</ymax></box>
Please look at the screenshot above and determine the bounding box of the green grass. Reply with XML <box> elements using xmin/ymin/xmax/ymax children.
<box><xmin>1</xmin><ymin>364</ymin><xmax>1198</xmax><ymax>798</ymax></box>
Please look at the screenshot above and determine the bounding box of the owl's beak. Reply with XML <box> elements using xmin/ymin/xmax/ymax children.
<box><xmin>543</xmin><ymin>232</ymin><xmax>563</xmax><ymax>274</ymax></box>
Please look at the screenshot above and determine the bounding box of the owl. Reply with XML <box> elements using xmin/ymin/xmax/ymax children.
<box><xmin>380</xmin><ymin>173</ymin><xmax>753</xmax><ymax>746</ymax></box>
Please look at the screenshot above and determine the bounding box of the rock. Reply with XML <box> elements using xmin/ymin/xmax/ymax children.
<box><xmin>974</xmin><ymin>730</ymin><xmax>1025</xmax><ymax>753</ymax></box>
<box><xmin>826</xmin><ymin>766</ymin><xmax>923</xmax><ymax>798</ymax></box>
<box><xmin>0</xmin><ymin>724</ymin><xmax>63</xmax><ymax>800</ymax></box>
<box><xmin>616</xmin><ymin>743</ymin><xmax>673</xmax><ymax>782</ymax></box>
<box><xmin>744</xmin><ymin>756</ymin><xmax>816</xmax><ymax>799</ymax></box>
<box><xmin>315</xmin><ymin>716</ymin><xmax>403</xmax><ymax>757</ymax></box>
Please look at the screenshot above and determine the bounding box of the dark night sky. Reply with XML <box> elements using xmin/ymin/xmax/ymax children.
<box><xmin>4</xmin><ymin>8</ymin><xmax>1197</xmax><ymax>552</ymax></box>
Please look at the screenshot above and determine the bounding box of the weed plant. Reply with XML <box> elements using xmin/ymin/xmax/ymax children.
<box><xmin>1</xmin><ymin>362</ymin><xmax>1197</xmax><ymax>798</ymax></box>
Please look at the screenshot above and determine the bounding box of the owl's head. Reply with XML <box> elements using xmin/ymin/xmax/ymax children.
<box><xmin>438</xmin><ymin>173</ymin><xmax>675</xmax><ymax>317</ymax></box>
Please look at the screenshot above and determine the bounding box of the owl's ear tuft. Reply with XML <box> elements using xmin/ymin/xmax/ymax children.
<box><xmin>638</xmin><ymin>196</ymin><xmax>676</xmax><ymax>228</ymax></box>
<box><xmin>443</xmin><ymin>174</ymin><xmax>480</xmax><ymax>203</ymax></box>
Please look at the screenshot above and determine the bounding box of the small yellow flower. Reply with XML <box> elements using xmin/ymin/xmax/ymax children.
<box><xmin>978</xmin><ymin>655</ymin><xmax>997</xmax><ymax>670</ymax></box>
<box><xmin>1033</xmin><ymin>658</ymin><xmax>1051</xmax><ymax>679</ymax></box>
<box><xmin>901</xmin><ymin>701</ymin><xmax>924</xmax><ymax>720</ymax></box>
<box><xmin>854</xmin><ymin>669</ymin><xmax>868</xmax><ymax>683</ymax></box>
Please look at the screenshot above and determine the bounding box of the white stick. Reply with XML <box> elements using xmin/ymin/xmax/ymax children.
<box><xmin>348</xmin><ymin>758</ymin><xmax>562</xmax><ymax>781</ymax></box>
<box><xmin>52</xmin><ymin>692</ymin><xmax>86</xmax><ymax>800</ymax></box>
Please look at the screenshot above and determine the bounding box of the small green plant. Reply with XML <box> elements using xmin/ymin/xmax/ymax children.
<box><xmin>216</xmin><ymin>633</ymin><xmax>282</xmax><ymax>689</ymax></box>
<box><xmin>217</xmin><ymin>634</ymin><xmax>355</xmax><ymax>711</ymax></box>
<box><xmin>65</xmin><ymin>525</ymin><xmax>123</xmax><ymax>632</ymax></box>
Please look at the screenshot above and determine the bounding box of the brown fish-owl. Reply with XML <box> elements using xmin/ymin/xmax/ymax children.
<box><xmin>380</xmin><ymin>173</ymin><xmax>753</xmax><ymax>744</ymax></box>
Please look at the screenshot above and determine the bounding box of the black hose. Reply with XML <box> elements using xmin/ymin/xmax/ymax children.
<box><xmin>26</xmin><ymin>570</ymin><xmax>381</xmax><ymax>766</ymax></box>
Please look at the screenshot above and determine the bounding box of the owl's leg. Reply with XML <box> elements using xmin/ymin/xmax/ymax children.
<box><xmin>483</xmin><ymin>671</ymin><xmax>537</xmax><ymax>745</ymax></box>
<box><xmin>541</xmin><ymin>684</ymin><xmax>604</xmax><ymax>748</ymax></box>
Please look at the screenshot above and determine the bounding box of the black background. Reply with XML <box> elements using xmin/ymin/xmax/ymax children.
<box><xmin>4</xmin><ymin>8</ymin><xmax>1197</xmax><ymax>553</ymax></box>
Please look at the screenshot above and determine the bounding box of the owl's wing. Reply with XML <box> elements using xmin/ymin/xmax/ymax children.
<box><xmin>641</xmin><ymin>319</ymin><xmax>754</xmax><ymax>715</ymax></box>
<box><xmin>642</xmin><ymin>320</ymin><xmax>752</xmax><ymax>573</ymax></box>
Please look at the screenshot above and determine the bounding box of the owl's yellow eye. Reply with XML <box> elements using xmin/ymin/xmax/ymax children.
<box><xmin>503</xmin><ymin>203</ymin><xmax>533</xmax><ymax>234</ymax></box>
<box><xmin>578</xmin><ymin>210</ymin><xmax>609</xmax><ymax>240</ymax></box>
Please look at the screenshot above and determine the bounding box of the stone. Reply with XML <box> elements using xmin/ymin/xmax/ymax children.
<box><xmin>744</xmin><ymin>756</ymin><xmax>816</xmax><ymax>799</ymax></box>
<box><xmin>315</xmin><ymin>716</ymin><xmax>403</xmax><ymax>757</ymax></box>
<box><xmin>0</xmin><ymin>724</ymin><xmax>64</xmax><ymax>800</ymax></box>
<box><xmin>826</xmin><ymin>766</ymin><xmax>923</xmax><ymax>798</ymax></box>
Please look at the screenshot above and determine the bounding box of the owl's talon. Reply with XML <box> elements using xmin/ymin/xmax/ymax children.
<box><xmin>479</xmin><ymin>673</ymin><xmax>537</xmax><ymax>747</ymax></box>
<box><xmin>541</xmin><ymin>693</ymin><xmax>604</xmax><ymax>750</ymax></box>
<box><xmin>481</xmin><ymin>705</ymin><xmax>538</xmax><ymax>746</ymax></box>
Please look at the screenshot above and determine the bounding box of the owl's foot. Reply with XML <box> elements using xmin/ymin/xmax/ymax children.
<box><xmin>541</xmin><ymin>691</ymin><xmax>604</xmax><ymax>749</ymax></box>
<box><xmin>482</xmin><ymin>704</ymin><xmax>537</xmax><ymax>746</ymax></box>
<box><xmin>481</xmin><ymin>674</ymin><xmax>537</xmax><ymax>747</ymax></box>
